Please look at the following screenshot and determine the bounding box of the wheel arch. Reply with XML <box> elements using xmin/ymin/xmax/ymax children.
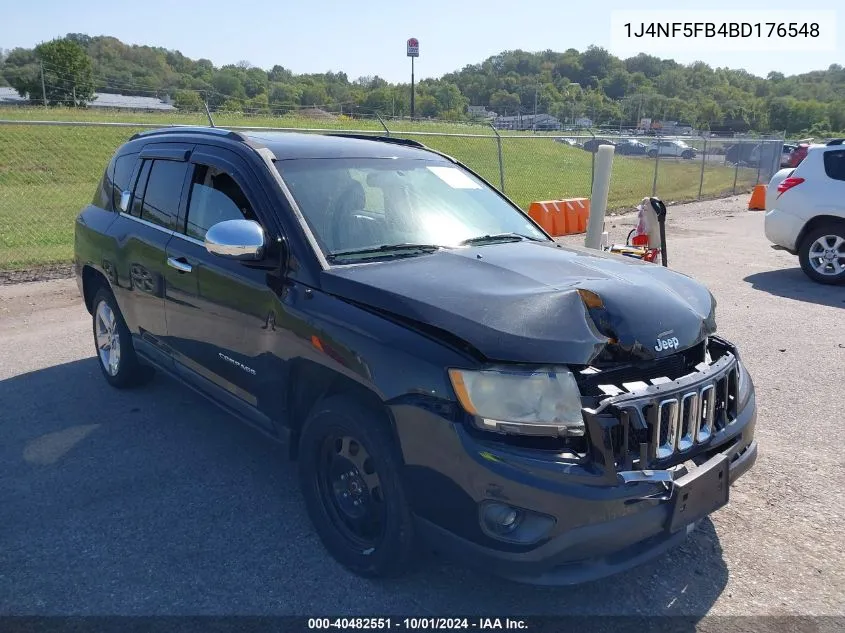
<box><xmin>285</xmin><ymin>359</ymin><xmax>398</xmax><ymax>461</ymax></box>
<box><xmin>796</xmin><ymin>214</ymin><xmax>845</xmax><ymax>251</ymax></box>
<box><xmin>81</xmin><ymin>265</ymin><xmax>111</xmax><ymax>314</ymax></box>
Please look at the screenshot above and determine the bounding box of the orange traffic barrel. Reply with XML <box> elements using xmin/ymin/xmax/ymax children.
<box><xmin>748</xmin><ymin>184</ymin><xmax>767</xmax><ymax>211</ymax></box>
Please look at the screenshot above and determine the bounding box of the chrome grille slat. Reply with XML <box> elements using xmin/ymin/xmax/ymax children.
<box><xmin>589</xmin><ymin>351</ymin><xmax>739</xmax><ymax>466</ymax></box>
<box><xmin>654</xmin><ymin>399</ymin><xmax>680</xmax><ymax>459</ymax></box>
<box><xmin>698</xmin><ymin>384</ymin><xmax>715</xmax><ymax>443</ymax></box>
<box><xmin>677</xmin><ymin>392</ymin><xmax>698</xmax><ymax>452</ymax></box>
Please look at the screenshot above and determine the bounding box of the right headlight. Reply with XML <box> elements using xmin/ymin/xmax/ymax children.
<box><xmin>448</xmin><ymin>367</ymin><xmax>585</xmax><ymax>437</ymax></box>
<box><xmin>737</xmin><ymin>359</ymin><xmax>754</xmax><ymax>410</ymax></box>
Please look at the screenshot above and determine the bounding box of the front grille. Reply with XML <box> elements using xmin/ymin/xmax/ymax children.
<box><xmin>585</xmin><ymin>338</ymin><xmax>740</xmax><ymax>471</ymax></box>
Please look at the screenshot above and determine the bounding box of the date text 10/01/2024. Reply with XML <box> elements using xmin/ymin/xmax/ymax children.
<box><xmin>623</xmin><ymin>22</ymin><xmax>820</xmax><ymax>38</ymax></box>
<box><xmin>308</xmin><ymin>618</ymin><xmax>528</xmax><ymax>630</ymax></box>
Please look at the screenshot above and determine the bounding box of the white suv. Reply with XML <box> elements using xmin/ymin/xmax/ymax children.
<box><xmin>765</xmin><ymin>140</ymin><xmax>845</xmax><ymax>284</ymax></box>
<box><xmin>647</xmin><ymin>140</ymin><xmax>697</xmax><ymax>159</ymax></box>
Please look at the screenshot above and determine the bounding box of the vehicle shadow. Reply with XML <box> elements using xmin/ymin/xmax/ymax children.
<box><xmin>0</xmin><ymin>358</ymin><xmax>726</xmax><ymax>622</ymax></box>
<box><xmin>744</xmin><ymin>268</ymin><xmax>845</xmax><ymax>308</ymax></box>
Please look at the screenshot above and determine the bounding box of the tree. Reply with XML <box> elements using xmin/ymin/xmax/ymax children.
<box><xmin>38</xmin><ymin>38</ymin><xmax>94</xmax><ymax>105</ymax></box>
<box><xmin>173</xmin><ymin>90</ymin><xmax>203</xmax><ymax>111</ymax></box>
<box><xmin>4</xmin><ymin>38</ymin><xmax>94</xmax><ymax>105</ymax></box>
<box><xmin>489</xmin><ymin>89</ymin><xmax>520</xmax><ymax>114</ymax></box>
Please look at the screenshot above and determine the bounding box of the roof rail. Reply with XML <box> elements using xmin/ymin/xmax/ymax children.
<box><xmin>327</xmin><ymin>132</ymin><xmax>427</xmax><ymax>149</ymax></box>
<box><xmin>826</xmin><ymin>138</ymin><xmax>845</xmax><ymax>146</ymax></box>
<box><xmin>128</xmin><ymin>126</ymin><xmax>248</xmax><ymax>142</ymax></box>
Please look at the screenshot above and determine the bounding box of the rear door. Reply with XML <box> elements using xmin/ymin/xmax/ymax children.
<box><xmin>108</xmin><ymin>143</ymin><xmax>192</xmax><ymax>351</ymax></box>
<box><xmin>162</xmin><ymin>144</ymin><xmax>284</xmax><ymax>431</ymax></box>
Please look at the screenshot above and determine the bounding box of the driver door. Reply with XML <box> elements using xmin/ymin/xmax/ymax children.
<box><xmin>162</xmin><ymin>145</ymin><xmax>282</xmax><ymax>431</ymax></box>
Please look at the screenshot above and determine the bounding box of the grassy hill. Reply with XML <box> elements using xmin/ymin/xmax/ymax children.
<box><xmin>0</xmin><ymin>108</ymin><xmax>752</xmax><ymax>269</ymax></box>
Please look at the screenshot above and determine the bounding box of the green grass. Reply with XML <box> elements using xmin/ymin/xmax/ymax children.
<box><xmin>0</xmin><ymin>107</ymin><xmax>754</xmax><ymax>270</ymax></box>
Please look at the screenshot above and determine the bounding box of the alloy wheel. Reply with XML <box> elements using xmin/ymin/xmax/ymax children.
<box><xmin>808</xmin><ymin>234</ymin><xmax>845</xmax><ymax>277</ymax></box>
<box><xmin>95</xmin><ymin>300</ymin><xmax>121</xmax><ymax>376</ymax></box>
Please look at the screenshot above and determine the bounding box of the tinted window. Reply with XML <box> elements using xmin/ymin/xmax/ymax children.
<box><xmin>91</xmin><ymin>158</ymin><xmax>112</xmax><ymax>210</ymax></box>
<box><xmin>823</xmin><ymin>150</ymin><xmax>845</xmax><ymax>181</ymax></box>
<box><xmin>130</xmin><ymin>160</ymin><xmax>152</xmax><ymax>218</ymax></box>
<box><xmin>183</xmin><ymin>165</ymin><xmax>256</xmax><ymax>240</ymax></box>
<box><xmin>140</xmin><ymin>160</ymin><xmax>189</xmax><ymax>230</ymax></box>
<box><xmin>112</xmin><ymin>153</ymin><xmax>138</xmax><ymax>211</ymax></box>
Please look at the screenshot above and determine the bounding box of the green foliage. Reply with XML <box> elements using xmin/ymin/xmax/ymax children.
<box><xmin>3</xmin><ymin>37</ymin><xmax>94</xmax><ymax>105</ymax></box>
<box><xmin>3</xmin><ymin>34</ymin><xmax>844</xmax><ymax>132</ymax></box>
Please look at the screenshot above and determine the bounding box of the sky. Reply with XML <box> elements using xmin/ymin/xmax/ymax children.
<box><xmin>2</xmin><ymin>0</ymin><xmax>842</xmax><ymax>83</ymax></box>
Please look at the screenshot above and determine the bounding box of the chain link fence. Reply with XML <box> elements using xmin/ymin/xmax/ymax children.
<box><xmin>0</xmin><ymin>118</ymin><xmax>784</xmax><ymax>271</ymax></box>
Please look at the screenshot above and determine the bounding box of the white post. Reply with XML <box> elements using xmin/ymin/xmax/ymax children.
<box><xmin>585</xmin><ymin>144</ymin><xmax>614</xmax><ymax>250</ymax></box>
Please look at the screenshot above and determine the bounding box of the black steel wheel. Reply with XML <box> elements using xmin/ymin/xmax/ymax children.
<box><xmin>317</xmin><ymin>433</ymin><xmax>386</xmax><ymax>549</ymax></box>
<box><xmin>298</xmin><ymin>394</ymin><xmax>416</xmax><ymax>578</ymax></box>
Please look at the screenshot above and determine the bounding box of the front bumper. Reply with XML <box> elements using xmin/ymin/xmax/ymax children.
<box><xmin>415</xmin><ymin>437</ymin><xmax>756</xmax><ymax>585</ymax></box>
<box><xmin>394</xmin><ymin>342</ymin><xmax>758</xmax><ymax>585</ymax></box>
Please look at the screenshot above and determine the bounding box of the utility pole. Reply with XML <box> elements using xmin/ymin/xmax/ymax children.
<box><xmin>533</xmin><ymin>87</ymin><xmax>538</xmax><ymax>132</ymax></box>
<box><xmin>72</xmin><ymin>85</ymin><xmax>77</xmax><ymax>107</ymax></box>
<box><xmin>40</xmin><ymin>61</ymin><xmax>47</xmax><ymax>107</ymax></box>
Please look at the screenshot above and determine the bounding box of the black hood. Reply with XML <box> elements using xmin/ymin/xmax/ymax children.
<box><xmin>320</xmin><ymin>241</ymin><xmax>717</xmax><ymax>365</ymax></box>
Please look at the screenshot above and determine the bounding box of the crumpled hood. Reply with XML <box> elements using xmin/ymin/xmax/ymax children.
<box><xmin>320</xmin><ymin>241</ymin><xmax>717</xmax><ymax>365</ymax></box>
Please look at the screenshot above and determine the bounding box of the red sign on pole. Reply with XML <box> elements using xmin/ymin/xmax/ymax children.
<box><xmin>407</xmin><ymin>38</ymin><xmax>419</xmax><ymax>57</ymax></box>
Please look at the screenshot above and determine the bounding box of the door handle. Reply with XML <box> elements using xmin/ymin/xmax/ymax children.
<box><xmin>166</xmin><ymin>256</ymin><xmax>193</xmax><ymax>273</ymax></box>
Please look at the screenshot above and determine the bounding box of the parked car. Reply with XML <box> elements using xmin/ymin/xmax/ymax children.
<box><xmin>647</xmin><ymin>140</ymin><xmax>697</xmax><ymax>159</ymax></box>
<box><xmin>554</xmin><ymin>137</ymin><xmax>577</xmax><ymax>146</ymax></box>
<box><xmin>781</xmin><ymin>144</ymin><xmax>797</xmax><ymax>167</ymax></box>
<box><xmin>765</xmin><ymin>139</ymin><xmax>845</xmax><ymax>284</ymax></box>
<box><xmin>582</xmin><ymin>138</ymin><xmax>615</xmax><ymax>153</ymax></box>
<box><xmin>786</xmin><ymin>142</ymin><xmax>811</xmax><ymax>168</ymax></box>
<box><xmin>615</xmin><ymin>139</ymin><xmax>649</xmax><ymax>156</ymax></box>
<box><xmin>74</xmin><ymin>127</ymin><xmax>758</xmax><ymax>584</ymax></box>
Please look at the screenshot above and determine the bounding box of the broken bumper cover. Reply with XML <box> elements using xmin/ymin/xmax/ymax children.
<box><xmin>416</xmin><ymin>433</ymin><xmax>756</xmax><ymax>586</ymax></box>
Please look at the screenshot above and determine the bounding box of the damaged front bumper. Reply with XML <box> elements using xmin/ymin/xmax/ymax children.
<box><xmin>405</xmin><ymin>337</ymin><xmax>758</xmax><ymax>585</ymax></box>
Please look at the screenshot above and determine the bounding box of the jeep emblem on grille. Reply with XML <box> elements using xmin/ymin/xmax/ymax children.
<box><xmin>654</xmin><ymin>336</ymin><xmax>680</xmax><ymax>352</ymax></box>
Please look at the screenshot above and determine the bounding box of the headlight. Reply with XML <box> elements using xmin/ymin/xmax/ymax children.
<box><xmin>737</xmin><ymin>360</ymin><xmax>753</xmax><ymax>410</ymax></box>
<box><xmin>448</xmin><ymin>367</ymin><xmax>585</xmax><ymax>437</ymax></box>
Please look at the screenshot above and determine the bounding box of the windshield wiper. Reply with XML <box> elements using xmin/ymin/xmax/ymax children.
<box><xmin>459</xmin><ymin>232</ymin><xmax>544</xmax><ymax>246</ymax></box>
<box><xmin>329</xmin><ymin>243</ymin><xmax>445</xmax><ymax>261</ymax></box>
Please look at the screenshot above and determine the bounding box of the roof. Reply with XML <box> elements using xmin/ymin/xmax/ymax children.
<box><xmin>243</xmin><ymin>131</ymin><xmax>446</xmax><ymax>161</ymax></box>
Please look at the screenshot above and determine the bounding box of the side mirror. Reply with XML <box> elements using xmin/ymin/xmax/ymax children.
<box><xmin>204</xmin><ymin>219</ymin><xmax>266</xmax><ymax>261</ymax></box>
<box><xmin>118</xmin><ymin>190</ymin><xmax>131</xmax><ymax>213</ymax></box>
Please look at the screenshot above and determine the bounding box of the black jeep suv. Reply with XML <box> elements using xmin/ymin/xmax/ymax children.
<box><xmin>74</xmin><ymin>127</ymin><xmax>757</xmax><ymax>584</ymax></box>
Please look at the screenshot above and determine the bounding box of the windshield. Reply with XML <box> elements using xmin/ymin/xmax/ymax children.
<box><xmin>275</xmin><ymin>158</ymin><xmax>549</xmax><ymax>260</ymax></box>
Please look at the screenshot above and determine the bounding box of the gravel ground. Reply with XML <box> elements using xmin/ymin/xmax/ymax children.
<box><xmin>0</xmin><ymin>196</ymin><xmax>843</xmax><ymax>623</ymax></box>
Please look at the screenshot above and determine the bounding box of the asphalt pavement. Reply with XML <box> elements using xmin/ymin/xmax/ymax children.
<box><xmin>1</xmin><ymin>197</ymin><xmax>843</xmax><ymax>619</ymax></box>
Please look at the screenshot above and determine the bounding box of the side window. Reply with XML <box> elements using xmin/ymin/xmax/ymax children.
<box><xmin>183</xmin><ymin>165</ymin><xmax>255</xmax><ymax>240</ymax></box>
<box><xmin>130</xmin><ymin>160</ymin><xmax>152</xmax><ymax>218</ymax></box>
<box><xmin>112</xmin><ymin>153</ymin><xmax>139</xmax><ymax>211</ymax></box>
<box><xmin>92</xmin><ymin>156</ymin><xmax>113</xmax><ymax>210</ymax></box>
<box><xmin>823</xmin><ymin>150</ymin><xmax>845</xmax><ymax>182</ymax></box>
<box><xmin>139</xmin><ymin>159</ymin><xmax>189</xmax><ymax>230</ymax></box>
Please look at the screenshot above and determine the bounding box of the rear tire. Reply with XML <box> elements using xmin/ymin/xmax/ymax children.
<box><xmin>799</xmin><ymin>223</ymin><xmax>845</xmax><ymax>285</ymax></box>
<box><xmin>298</xmin><ymin>394</ymin><xmax>416</xmax><ymax>578</ymax></box>
<box><xmin>647</xmin><ymin>150</ymin><xmax>658</xmax><ymax>158</ymax></box>
<box><xmin>91</xmin><ymin>287</ymin><xmax>154</xmax><ymax>388</ymax></box>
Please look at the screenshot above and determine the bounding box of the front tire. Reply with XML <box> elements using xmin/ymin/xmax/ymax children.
<box><xmin>298</xmin><ymin>394</ymin><xmax>416</xmax><ymax>578</ymax></box>
<box><xmin>92</xmin><ymin>287</ymin><xmax>154</xmax><ymax>387</ymax></box>
<box><xmin>799</xmin><ymin>223</ymin><xmax>845</xmax><ymax>285</ymax></box>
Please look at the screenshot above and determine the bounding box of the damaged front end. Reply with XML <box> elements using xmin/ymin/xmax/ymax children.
<box><xmin>577</xmin><ymin>336</ymin><xmax>754</xmax><ymax>483</ymax></box>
